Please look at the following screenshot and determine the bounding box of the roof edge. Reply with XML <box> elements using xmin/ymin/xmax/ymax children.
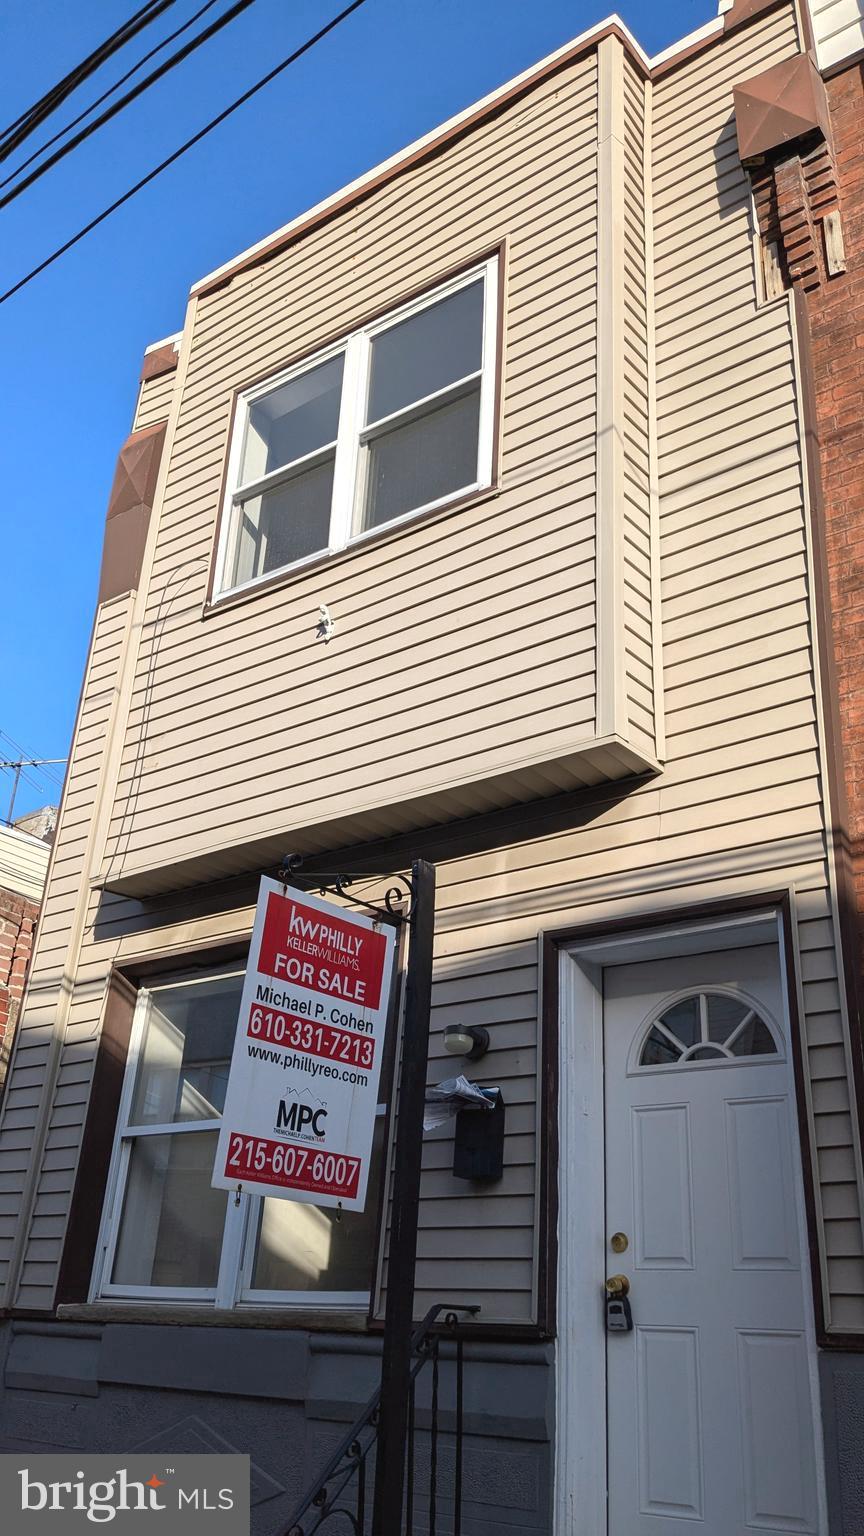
<box><xmin>191</xmin><ymin>13</ymin><xmax>645</xmax><ymax>299</ymax></box>
<box><xmin>143</xmin><ymin>331</ymin><xmax>183</xmax><ymax>354</ymax></box>
<box><xmin>187</xmin><ymin>5</ymin><xmax>757</xmax><ymax>301</ymax></box>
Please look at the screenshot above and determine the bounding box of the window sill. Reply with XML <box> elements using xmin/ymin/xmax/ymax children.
<box><xmin>56</xmin><ymin>1302</ymin><xmax>370</xmax><ymax>1331</ymax></box>
<box><xmin>202</xmin><ymin>481</ymin><xmax>501</xmax><ymax>619</ymax></box>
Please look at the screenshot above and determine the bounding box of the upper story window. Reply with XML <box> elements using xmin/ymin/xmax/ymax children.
<box><xmin>91</xmin><ymin>966</ymin><xmax>389</xmax><ymax>1307</ymax></box>
<box><xmin>214</xmin><ymin>256</ymin><xmax>499</xmax><ymax>598</ymax></box>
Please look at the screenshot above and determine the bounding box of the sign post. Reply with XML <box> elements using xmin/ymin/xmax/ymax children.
<box><xmin>213</xmin><ymin>858</ymin><xmax>437</xmax><ymax>1535</ymax></box>
<box><xmin>213</xmin><ymin>876</ymin><xmax>396</xmax><ymax>1211</ymax></box>
<box><xmin>371</xmin><ymin>858</ymin><xmax>436</xmax><ymax>1536</ymax></box>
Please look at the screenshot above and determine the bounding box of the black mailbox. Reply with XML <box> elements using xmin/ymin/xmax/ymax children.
<box><xmin>452</xmin><ymin>1089</ymin><xmax>505</xmax><ymax>1182</ymax></box>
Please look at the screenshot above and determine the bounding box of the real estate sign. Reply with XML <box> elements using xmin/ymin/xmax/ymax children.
<box><xmin>212</xmin><ymin>876</ymin><xmax>397</xmax><ymax>1211</ymax></box>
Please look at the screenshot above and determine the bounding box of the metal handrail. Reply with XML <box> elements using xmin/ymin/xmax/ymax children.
<box><xmin>282</xmin><ymin>1303</ymin><xmax>479</xmax><ymax>1536</ymax></box>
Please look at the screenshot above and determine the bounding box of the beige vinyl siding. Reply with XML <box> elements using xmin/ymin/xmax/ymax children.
<box><xmin>0</xmin><ymin>595</ymin><xmax>133</xmax><ymax>1307</ymax></box>
<box><xmin>810</xmin><ymin>0</ymin><xmax>864</xmax><ymax>68</ymax></box>
<box><xmin>652</xmin><ymin>1</ymin><xmax>864</xmax><ymax>1327</ymax></box>
<box><xmin>620</xmin><ymin>53</ymin><xmax>655</xmax><ymax>761</ymax></box>
<box><xmin>21</xmin><ymin>777</ymin><xmax>843</xmax><ymax>1324</ymax></box>
<box><xmin>377</xmin><ymin>776</ymin><xmax>834</xmax><ymax>1321</ymax></box>
<box><xmin>100</xmin><ymin>55</ymin><xmax>603</xmax><ymax>889</ymax></box>
<box><xmin>2</xmin><ymin>5</ymin><xmax>862</xmax><ymax>1333</ymax></box>
<box><xmin>133</xmin><ymin>366</ymin><xmax>177</xmax><ymax>430</ymax></box>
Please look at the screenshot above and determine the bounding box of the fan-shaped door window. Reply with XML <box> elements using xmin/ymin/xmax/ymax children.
<box><xmin>638</xmin><ymin>990</ymin><xmax>779</xmax><ymax>1068</ymax></box>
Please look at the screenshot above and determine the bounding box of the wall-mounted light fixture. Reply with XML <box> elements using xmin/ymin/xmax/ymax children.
<box><xmin>443</xmin><ymin>1024</ymin><xmax>490</xmax><ymax>1061</ymax></box>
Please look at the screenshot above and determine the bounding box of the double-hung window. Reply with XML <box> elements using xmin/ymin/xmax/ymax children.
<box><xmin>214</xmin><ymin>256</ymin><xmax>498</xmax><ymax>597</ymax></box>
<box><xmin>92</xmin><ymin>967</ymin><xmax>388</xmax><ymax>1307</ymax></box>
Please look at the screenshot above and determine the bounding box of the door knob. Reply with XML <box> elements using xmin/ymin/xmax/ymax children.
<box><xmin>605</xmin><ymin>1273</ymin><xmax>630</xmax><ymax>1297</ymax></box>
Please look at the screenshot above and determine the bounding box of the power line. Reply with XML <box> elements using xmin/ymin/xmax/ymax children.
<box><xmin>0</xmin><ymin>1</ymin><xmax>166</xmax><ymax>143</ymax></box>
<box><xmin>0</xmin><ymin>0</ymin><xmax>223</xmax><ymax>193</ymax></box>
<box><xmin>0</xmin><ymin>1</ymin><xmax>177</xmax><ymax>162</ymax></box>
<box><xmin>0</xmin><ymin>0</ymin><xmax>262</xmax><ymax>211</ymax></box>
<box><xmin>0</xmin><ymin>0</ymin><xmax>371</xmax><ymax>307</ymax></box>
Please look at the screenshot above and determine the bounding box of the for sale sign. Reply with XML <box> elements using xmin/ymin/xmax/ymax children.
<box><xmin>212</xmin><ymin>877</ymin><xmax>397</xmax><ymax>1211</ymax></box>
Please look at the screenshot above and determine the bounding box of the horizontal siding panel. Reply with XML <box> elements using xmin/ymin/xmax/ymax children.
<box><xmin>110</xmin><ymin>687</ymin><xmax>597</xmax><ymax>848</ymax></box>
<box><xmin>0</xmin><ymin>592</ymin><xmax>131</xmax><ymax>1286</ymax></box>
<box><xmin>662</xmin><ymin>478</ymin><xmax>805</xmax><ymax>553</ymax></box>
<box><xmin>652</xmin><ymin>11</ymin><xmax>797</xmax><ymax>124</ymax></box>
<box><xmin>656</xmin><ymin>318</ymin><xmax>794</xmax><ymax>393</ymax></box>
<box><xmin>102</xmin><ymin>52</ymin><xmax>602</xmax><ymax>895</ymax></box>
<box><xmin>139</xmin><ymin>461</ymin><xmax>597</xmax><ymax>686</ymax></box>
<box><xmin>651</xmin><ymin>0</ymin><xmax>860</xmax><ymax>1320</ymax></box>
<box><xmin>119</xmin><ymin>599</ymin><xmax>596</xmax><ymax>782</ymax></box>
<box><xmin>133</xmin><ymin>368</ymin><xmax>176</xmax><ymax>430</ymax></box>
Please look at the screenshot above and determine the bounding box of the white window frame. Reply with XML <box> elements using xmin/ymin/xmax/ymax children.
<box><xmin>90</xmin><ymin>970</ymin><xmax>386</xmax><ymax>1309</ymax></box>
<box><xmin>212</xmin><ymin>255</ymin><xmax>499</xmax><ymax>600</ymax></box>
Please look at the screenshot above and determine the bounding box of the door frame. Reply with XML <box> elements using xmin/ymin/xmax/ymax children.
<box><xmin>548</xmin><ymin>897</ymin><xmax>828</xmax><ymax>1536</ymax></box>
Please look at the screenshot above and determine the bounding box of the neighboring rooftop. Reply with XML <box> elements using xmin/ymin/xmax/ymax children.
<box><xmin>13</xmin><ymin>805</ymin><xmax>57</xmax><ymax>845</ymax></box>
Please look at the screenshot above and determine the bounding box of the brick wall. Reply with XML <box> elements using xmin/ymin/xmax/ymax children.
<box><xmin>804</xmin><ymin>62</ymin><xmax>864</xmax><ymax>968</ymax></box>
<box><xmin>0</xmin><ymin>888</ymin><xmax>38</xmax><ymax>1088</ymax></box>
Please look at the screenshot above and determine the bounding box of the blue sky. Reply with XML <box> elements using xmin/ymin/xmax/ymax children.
<box><xmin>0</xmin><ymin>0</ymin><xmax>714</xmax><ymax>819</ymax></box>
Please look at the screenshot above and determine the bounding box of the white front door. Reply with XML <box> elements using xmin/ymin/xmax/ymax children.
<box><xmin>604</xmin><ymin>945</ymin><xmax>822</xmax><ymax>1535</ymax></box>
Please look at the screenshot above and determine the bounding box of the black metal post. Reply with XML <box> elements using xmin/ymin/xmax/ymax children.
<box><xmin>454</xmin><ymin>1333</ymin><xmax>464</xmax><ymax>1536</ymax></box>
<box><xmin>372</xmin><ymin>858</ymin><xmax>436</xmax><ymax>1536</ymax></box>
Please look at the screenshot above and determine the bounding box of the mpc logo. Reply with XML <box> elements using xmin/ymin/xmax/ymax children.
<box><xmin>0</xmin><ymin>1454</ymin><xmax>250</xmax><ymax>1534</ymax></box>
<box><xmin>276</xmin><ymin>1097</ymin><xmax>328</xmax><ymax>1137</ymax></box>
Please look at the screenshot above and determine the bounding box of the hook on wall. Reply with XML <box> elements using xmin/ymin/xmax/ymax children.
<box><xmin>317</xmin><ymin>603</ymin><xmax>335</xmax><ymax>643</ymax></box>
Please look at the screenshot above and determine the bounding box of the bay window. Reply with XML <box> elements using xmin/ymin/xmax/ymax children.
<box><xmin>213</xmin><ymin>255</ymin><xmax>498</xmax><ymax>597</ymax></box>
<box><xmin>92</xmin><ymin>967</ymin><xmax>387</xmax><ymax>1307</ymax></box>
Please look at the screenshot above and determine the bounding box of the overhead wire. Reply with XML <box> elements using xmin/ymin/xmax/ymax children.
<box><xmin>0</xmin><ymin>0</ymin><xmax>371</xmax><ymax>307</ymax></box>
<box><xmin>0</xmin><ymin>0</ymin><xmax>262</xmax><ymax>211</ymax></box>
<box><xmin>0</xmin><ymin>0</ymin><xmax>224</xmax><ymax>193</ymax></box>
<box><xmin>0</xmin><ymin>0</ymin><xmax>177</xmax><ymax>162</ymax></box>
<box><xmin>0</xmin><ymin>1</ymin><xmax>166</xmax><ymax>142</ymax></box>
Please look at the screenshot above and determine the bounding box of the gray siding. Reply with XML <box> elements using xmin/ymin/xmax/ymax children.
<box><xmin>0</xmin><ymin>595</ymin><xmax>134</xmax><ymax>1308</ymax></box>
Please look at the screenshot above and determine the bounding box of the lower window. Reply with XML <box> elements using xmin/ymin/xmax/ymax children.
<box><xmin>93</xmin><ymin>967</ymin><xmax>388</xmax><ymax>1307</ymax></box>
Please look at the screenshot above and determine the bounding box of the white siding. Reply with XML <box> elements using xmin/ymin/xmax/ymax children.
<box><xmin>0</xmin><ymin>826</ymin><xmax>50</xmax><ymax>904</ymax></box>
<box><xmin>810</xmin><ymin>0</ymin><xmax>864</xmax><ymax>69</ymax></box>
